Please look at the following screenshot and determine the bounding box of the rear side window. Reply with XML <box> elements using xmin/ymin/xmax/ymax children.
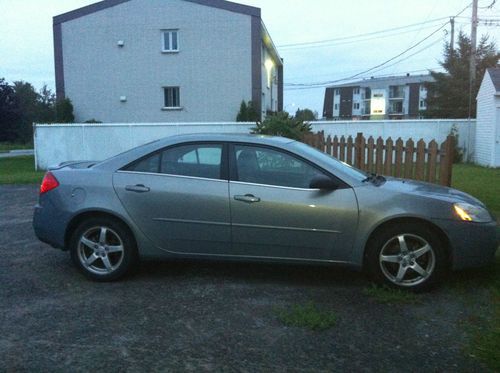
<box><xmin>126</xmin><ymin>153</ymin><xmax>160</xmax><ymax>173</ymax></box>
<box><xmin>124</xmin><ymin>143</ymin><xmax>223</xmax><ymax>180</ymax></box>
<box><xmin>160</xmin><ymin>144</ymin><xmax>222</xmax><ymax>179</ymax></box>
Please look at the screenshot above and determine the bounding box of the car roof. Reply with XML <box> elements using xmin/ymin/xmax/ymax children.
<box><xmin>155</xmin><ymin>133</ymin><xmax>295</xmax><ymax>145</ymax></box>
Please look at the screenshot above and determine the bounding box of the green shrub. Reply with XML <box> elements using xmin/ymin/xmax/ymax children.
<box><xmin>251</xmin><ymin>111</ymin><xmax>311</xmax><ymax>140</ymax></box>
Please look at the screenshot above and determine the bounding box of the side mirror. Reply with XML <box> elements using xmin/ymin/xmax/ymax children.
<box><xmin>309</xmin><ymin>175</ymin><xmax>338</xmax><ymax>190</ymax></box>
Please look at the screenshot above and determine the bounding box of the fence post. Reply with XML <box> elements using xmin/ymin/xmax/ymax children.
<box><xmin>415</xmin><ymin>139</ymin><xmax>426</xmax><ymax>181</ymax></box>
<box><xmin>404</xmin><ymin>138</ymin><xmax>414</xmax><ymax>179</ymax></box>
<box><xmin>355</xmin><ymin>132</ymin><xmax>363</xmax><ymax>168</ymax></box>
<box><xmin>439</xmin><ymin>135</ymin><xmax>455</xmax><ymax>187</ymax></box>
<box><xmin>384</xmin><ymin>137</ymin><xmax>393</xmax><ymax>176</ymax></box>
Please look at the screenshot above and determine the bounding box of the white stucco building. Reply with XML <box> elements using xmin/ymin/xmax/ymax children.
<box><xmin>53</xmin><ymin>0</ymin><xmax>283</xmax><ymax>123</ymax></box>
<box><xmin>475</xmin><ymin>68</ymin><xmax>500</xmax><ymax>167</ymax></box>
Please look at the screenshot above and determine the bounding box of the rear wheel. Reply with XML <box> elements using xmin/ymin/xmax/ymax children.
<box><xmin>70</xmin><ymin>217</ymin><xmax>138</xmax><ymax>281</ymax></box>
<box><xmin>365</xmin><ymin>223</ymin><xmax>447</xmax><ymax>291</ymax></box>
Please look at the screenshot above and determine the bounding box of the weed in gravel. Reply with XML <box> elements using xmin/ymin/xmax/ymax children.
<box><xmin>275</xmin><ymin>302</ymin><xmax>337</xmax><ymax>331</ymax></box>
<box><xmin>363</xmin><ymin>284</ymin><xmax>420</xmax><ymax>304</ymax></box>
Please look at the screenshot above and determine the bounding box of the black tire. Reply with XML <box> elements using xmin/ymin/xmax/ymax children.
<box><xmin>70</xmin><ymin>217</ymin><xmax>138</xmax><ymax>281</ymax></box>
<box><xmin>365</xmin><ymin>223</ymin><xmax>448</xmax><ymax>292</ymax></box>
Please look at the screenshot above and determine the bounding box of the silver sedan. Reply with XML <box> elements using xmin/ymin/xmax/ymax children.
<box><xmin>33</xmin><ymin>134</ymin><xmax>498</xmax><ymax>291</ymax></box>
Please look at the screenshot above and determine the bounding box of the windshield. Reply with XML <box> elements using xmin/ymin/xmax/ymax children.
<box><xmin>291</xmin><ymin>141</ymin><xmax>368</xmax><ymax>181</ymax></box>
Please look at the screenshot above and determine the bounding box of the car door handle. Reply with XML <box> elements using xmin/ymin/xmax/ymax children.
<box><xmin>234</xmin><ymin>194</ymin><xmax>260</xmax><ymax>203</ymax></box>
<box><xmin>125</xmin><ymin>184</ymin><xmax>150</xmax><ymax>193</ymax></box>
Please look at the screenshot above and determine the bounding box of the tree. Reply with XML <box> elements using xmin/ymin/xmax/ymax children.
<box><xmin>251</xmin><ymin>111</ymin><xmax>311</xmax><ymax>140</ymax></box>
<box><xmin>236</xmin><ymin>100</ymin><xmax>259</xmax><ymax>122</ymax></box>
<box><xmin>425</xmin><ymin>32</ymin><xmax>499</xmax><ymax>118</ymax></box>
<box><xmin>13</xmin><ymin>81</ymin><xmax>40</xmax><ymax>143</ymax></box>
<box><xmin>37</xmin><ymin>84</ymin><xmax>56</xmax><ymax>123</ymax></box>
<box><xmin>55</xmin><ymin>98</ymin><xmax>75</xmax><ymax>123</ymax></box>
<box><xmin>0</xmin><ymin>78</ymin><xmax>21</xmax><ymax>142</ymax></box>
<box><xmin>294</xmin><ymin>108</ymin><xmax>317</xmax><ymax>122</ymax></box>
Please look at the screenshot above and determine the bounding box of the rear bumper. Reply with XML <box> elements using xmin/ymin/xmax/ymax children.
<box><xmin>436</xmin><ymin>219</ymin><xmax>499</xmax><ymax>270</ymax></box>
<box><xmin>33</xmin><ymin>203</ymin><xmax>68</xmax><ymax>250</ymax></box>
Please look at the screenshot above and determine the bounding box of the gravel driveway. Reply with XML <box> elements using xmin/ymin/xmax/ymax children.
<box><xmin>0</xmin><ymin>185</ymin><xmax>492</xmax><ymax>371</ymax></box>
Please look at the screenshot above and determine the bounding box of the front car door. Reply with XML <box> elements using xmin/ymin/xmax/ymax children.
<box><xmin>229</xmin><ymin>143</ymin><xmax>358</xmax><ymax>262</ymax></box>
<box><xmin>113</xmin><ymin>142</ymin><xmax>231</xmax><ymax>255</ymax></box>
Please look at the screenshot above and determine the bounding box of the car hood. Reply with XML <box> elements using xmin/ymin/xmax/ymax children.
<box><xmin>378</xmin><ymin>177</ymin><xmax>484</xmax><ymax>207</ymax></box>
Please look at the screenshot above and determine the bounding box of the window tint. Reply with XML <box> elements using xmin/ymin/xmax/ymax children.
<box><xmin>234</xmin><ymin>145</ymin><xmax>325</xmax><ymax>188</ymax></box>
<box><xmin>160</xmin><ymin>144</ymin><xmax>222</xmax><ymax>179</ymax></box>
<box><xmin>126</xmin><ymin>153</ymin><xmax>160</xmax><ymax>173</ymax></box>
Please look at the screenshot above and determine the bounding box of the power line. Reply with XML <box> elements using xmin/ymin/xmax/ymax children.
<box><xmin>277</xmin><ymin>17</ymin><xmax>448</xmax><ymax>49</ymax></box>
<box><xmin>279</xmin><ymin>23</ymin><xmax>445</xmax><ymax>51</ymax></box>
<box><xmin>286</xmin><ymin>20</ymin><xmax>449</xmax><ymax>88</ymax></box>
<box><xmin>285</xmin><ymin>37</ymin><xmax>444</xmax><ymax>86</ymax></box>
<box><xmin>284</xmin><ymin>68</ymin><xmax>446</xmax><ymax>91</ymax></box>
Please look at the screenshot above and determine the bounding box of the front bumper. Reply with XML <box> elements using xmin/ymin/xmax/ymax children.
<box><xmin>436</xmin><ymin>219</ymin><xmax>499</xmax><ymax>270</ymax></box>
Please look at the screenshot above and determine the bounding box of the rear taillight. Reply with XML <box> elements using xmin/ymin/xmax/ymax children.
<box><xmin>40</xmin><ymin>172</ymin><xmax>59</xmax><ymax>194</ymax></box>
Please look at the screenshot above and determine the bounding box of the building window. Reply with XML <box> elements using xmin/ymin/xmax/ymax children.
<box><xmin>163</xmin><ymin>87</ymin><xmax>180</xmax><ymax>108</ymax></box>
<box><xmin>334</xmin><ymin>89</ymin><xmax>340</xmax><ymax>95</ymax></box>
<box><xmin>419</xmin><ymin>100</ymin><xmax>426</xmax><ymax>109</ymax></box>
<box><xmin>353</xmin><ymin>103</ymin><xmax>360</xmax><ymax>110</ymax></box>
<box><xmin>162</xmin><ymin>30</ymin><xmax>179</xmax><ymax>52</ymax></box>
<box><xmin>334</xmin><ymin>103</ymin><xmax>339</xmax><ymax>110</ymax></box>
<box><xmin>353</xmin><ymin>88</ymin><xmax>360</xmax><ymax>95</ymax></box>
<box><xmin>420</xmin><ymin>85</ymin><xmax>426</xmax><ymax>92</ymax></box>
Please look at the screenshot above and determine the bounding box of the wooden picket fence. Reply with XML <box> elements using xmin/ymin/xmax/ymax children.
<box><xmin>302</xmin><ymin>131</ymin><xmax>455</xmax><ymax>186</ymax></box>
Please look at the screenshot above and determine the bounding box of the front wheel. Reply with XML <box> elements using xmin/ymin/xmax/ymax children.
<box><xmin>70</xmin><ymin>217</ymin><xmax>138</xmax><ymax>281</ymax></box>
<box><xmin>365</xmin><ymin>223</ymin><xmax>448</xmax><ymax>291</ymax></box>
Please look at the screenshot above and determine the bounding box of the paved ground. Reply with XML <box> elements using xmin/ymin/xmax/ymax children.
<box><xmin>0</xmin><ymin>185</ymin><xmax>493</xmax><ymax>371</ymax></box>
<box><xmin>0</xmin><ymin>149</ymin><xmax>34</xmax><ymax>158</ymax></box>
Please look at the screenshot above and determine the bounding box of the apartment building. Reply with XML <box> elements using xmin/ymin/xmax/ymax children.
<box><xmin>53</xmin><ymin>0</ymin><xmax>283</xmax><ymax>122</ymax></box>
<box><xmin>323</xmin><ymin>74</ymin><xmax>433</xmax><ymax>120</ymax></box>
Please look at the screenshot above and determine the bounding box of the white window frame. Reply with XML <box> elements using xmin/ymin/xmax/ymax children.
<box><xmin>162</xmin><ymin>86</ymin><xmax>182</xmax><ymax>110</ymax></box>
<box><xmin>353</xmin><ymin>88</ymin><xmax>360</xmax><ymax>95</ymax></box>
<box><xmin>353</xmin><ymin>102</ymin><xmax>360</xmax><ymax>110</ymax></box>
<box><xmin>419</xmin><ymin>100</ymin><xmax>426</xmax><ymax>109</ymax></box>
<box><xmin>334</xmin><ymin>89</ymin><xmax>340</xmax><ymax>95</ymax></box>
<box><xmin>161</xmin><ymin>29</ymin><xmax>179</xmax><ymax>53</ymax></box>
<box><xmin>334</xmin><ymin>103</ymin><xmax>339</xmax><ymax>110</ymax></box>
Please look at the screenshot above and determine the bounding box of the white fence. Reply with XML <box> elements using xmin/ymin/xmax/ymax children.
<box><xmin>34</xmin><ymin>122</ymin><xmax>253</xmax><ymax>170</ymax></box>
<box><xmin>311</xmin><ymin>119</ymin><xmax>476</xmax><ymax>161</ymax></box>
<box><xmin>34</xmin><ymin>119</ymin><xmax>476</xmax><ymax>170</ymax></box>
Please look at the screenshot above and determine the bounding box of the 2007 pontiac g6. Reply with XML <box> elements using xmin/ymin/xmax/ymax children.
<box><xmin>33</xmin><ymin>134</ymin><xmax>498</xmax><ymax>291</ymax></box>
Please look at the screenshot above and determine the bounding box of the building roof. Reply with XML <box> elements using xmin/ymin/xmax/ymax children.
<box><xmin>53</xmin><ymin>0</ymin><xmax>261</xmax><ymax>25</ymax></box>
<box><xmin>486</xmin><ymin>68</ymin><xmax>500</xmax><ymax>92</ymax></box>
<box><xmin>327</xmin><ymin>74</ymin><xmax>434</xmax><ymax>89</ymax></box>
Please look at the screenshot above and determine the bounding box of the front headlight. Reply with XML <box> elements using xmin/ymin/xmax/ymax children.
<box><xmin>453</xmin><ymin>202</ymin><xmax>492</xmax><ymax>222</ymax></box>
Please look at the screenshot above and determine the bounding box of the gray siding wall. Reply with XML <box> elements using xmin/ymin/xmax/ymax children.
<box><xmin>475</xmin><ymin>74</ymin><xmax>497</xmax><ymax>166</ymax></box>
<box><xmin>61</xmin><ymin>0</ymin><xmax>253</xmax><ymax>122</ymax></box>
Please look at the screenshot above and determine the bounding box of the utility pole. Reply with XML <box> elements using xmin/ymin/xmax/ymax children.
<box><xmin>470</xmin><ymin>0</ymin><xmax>478</xmax><ymax>83</ymax></box>
<box><xmin>450</xmin><ymin>17</ymin><xmax>455</xmax><ymax>53</ymax></box>
<box><xmin>468</xmin><ymin>0</ymin><xmax>478</xmax><ymax>118</ymax></box>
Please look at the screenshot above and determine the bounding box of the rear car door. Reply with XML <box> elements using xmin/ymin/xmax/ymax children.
<box><xmin>229</xmin><ymin>143</ymin><xmax>358</xmax><ymax>262</ymax></box>
<box><xmin>113</xmin><ymin>142</ymin><xmax>231</xmax><ymax>255</ymax></box>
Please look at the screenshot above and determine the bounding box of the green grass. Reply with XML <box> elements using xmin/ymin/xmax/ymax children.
<box><xmin>450</xmin><ymin>254</ymin><xmax>500</xmax><ymax>371</ymax></box>
<box><xmin>0</xmin><ymin>142</ymin><xmax>33</xmax><ymax>152</ymax></box>
<box><xmin>451</xmin><ymin>163</ymin><xmax>500</xmax><ymax>218</ymax></box>
<box><xmin>0</xmin><ymin>156</ymin><xmax>44</xmax><ymax>184</ymax></box>
<box><xmin>363</xmin><ymin>284</ymin><xmax>420</xmax><ymax>304</ymax></box>
<box><xmin>275</xmin><ymin>302</ymin><xmax>337</xmax><ymax>331</ymax></box>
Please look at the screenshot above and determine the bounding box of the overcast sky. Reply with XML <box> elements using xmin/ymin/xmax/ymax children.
<box><xmin>1</xmin><ymin>0</ymin><xmax>498</xmax><ymax>115</ymax></box>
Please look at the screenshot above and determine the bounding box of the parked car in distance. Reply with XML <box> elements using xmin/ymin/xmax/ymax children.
<box><xmin>33</xmin><ymin>134</ymin><xmax>498</xmax><ymax>291</ymax></box>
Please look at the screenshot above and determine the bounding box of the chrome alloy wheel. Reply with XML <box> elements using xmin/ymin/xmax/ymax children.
<box><xmin>379</xmin><ymin>233</ymin><xmax>436</xmax><ymax>287</ymax></box>
<box><xmin>77</xmin><ymin>226</ymin><xmax>125</xmax><ymax>275</ymax></box>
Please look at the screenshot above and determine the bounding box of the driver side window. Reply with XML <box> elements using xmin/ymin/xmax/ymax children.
<box><xmin>234</xmin><ymin>145</ymin><xmax>326</xmax><ymax>188</ymax></box>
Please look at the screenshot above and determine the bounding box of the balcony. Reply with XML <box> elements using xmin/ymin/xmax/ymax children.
<box><xmin>389</xmin><ymin>86</ymin><xmax>405</xmax><ymax>99</ymax></box>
